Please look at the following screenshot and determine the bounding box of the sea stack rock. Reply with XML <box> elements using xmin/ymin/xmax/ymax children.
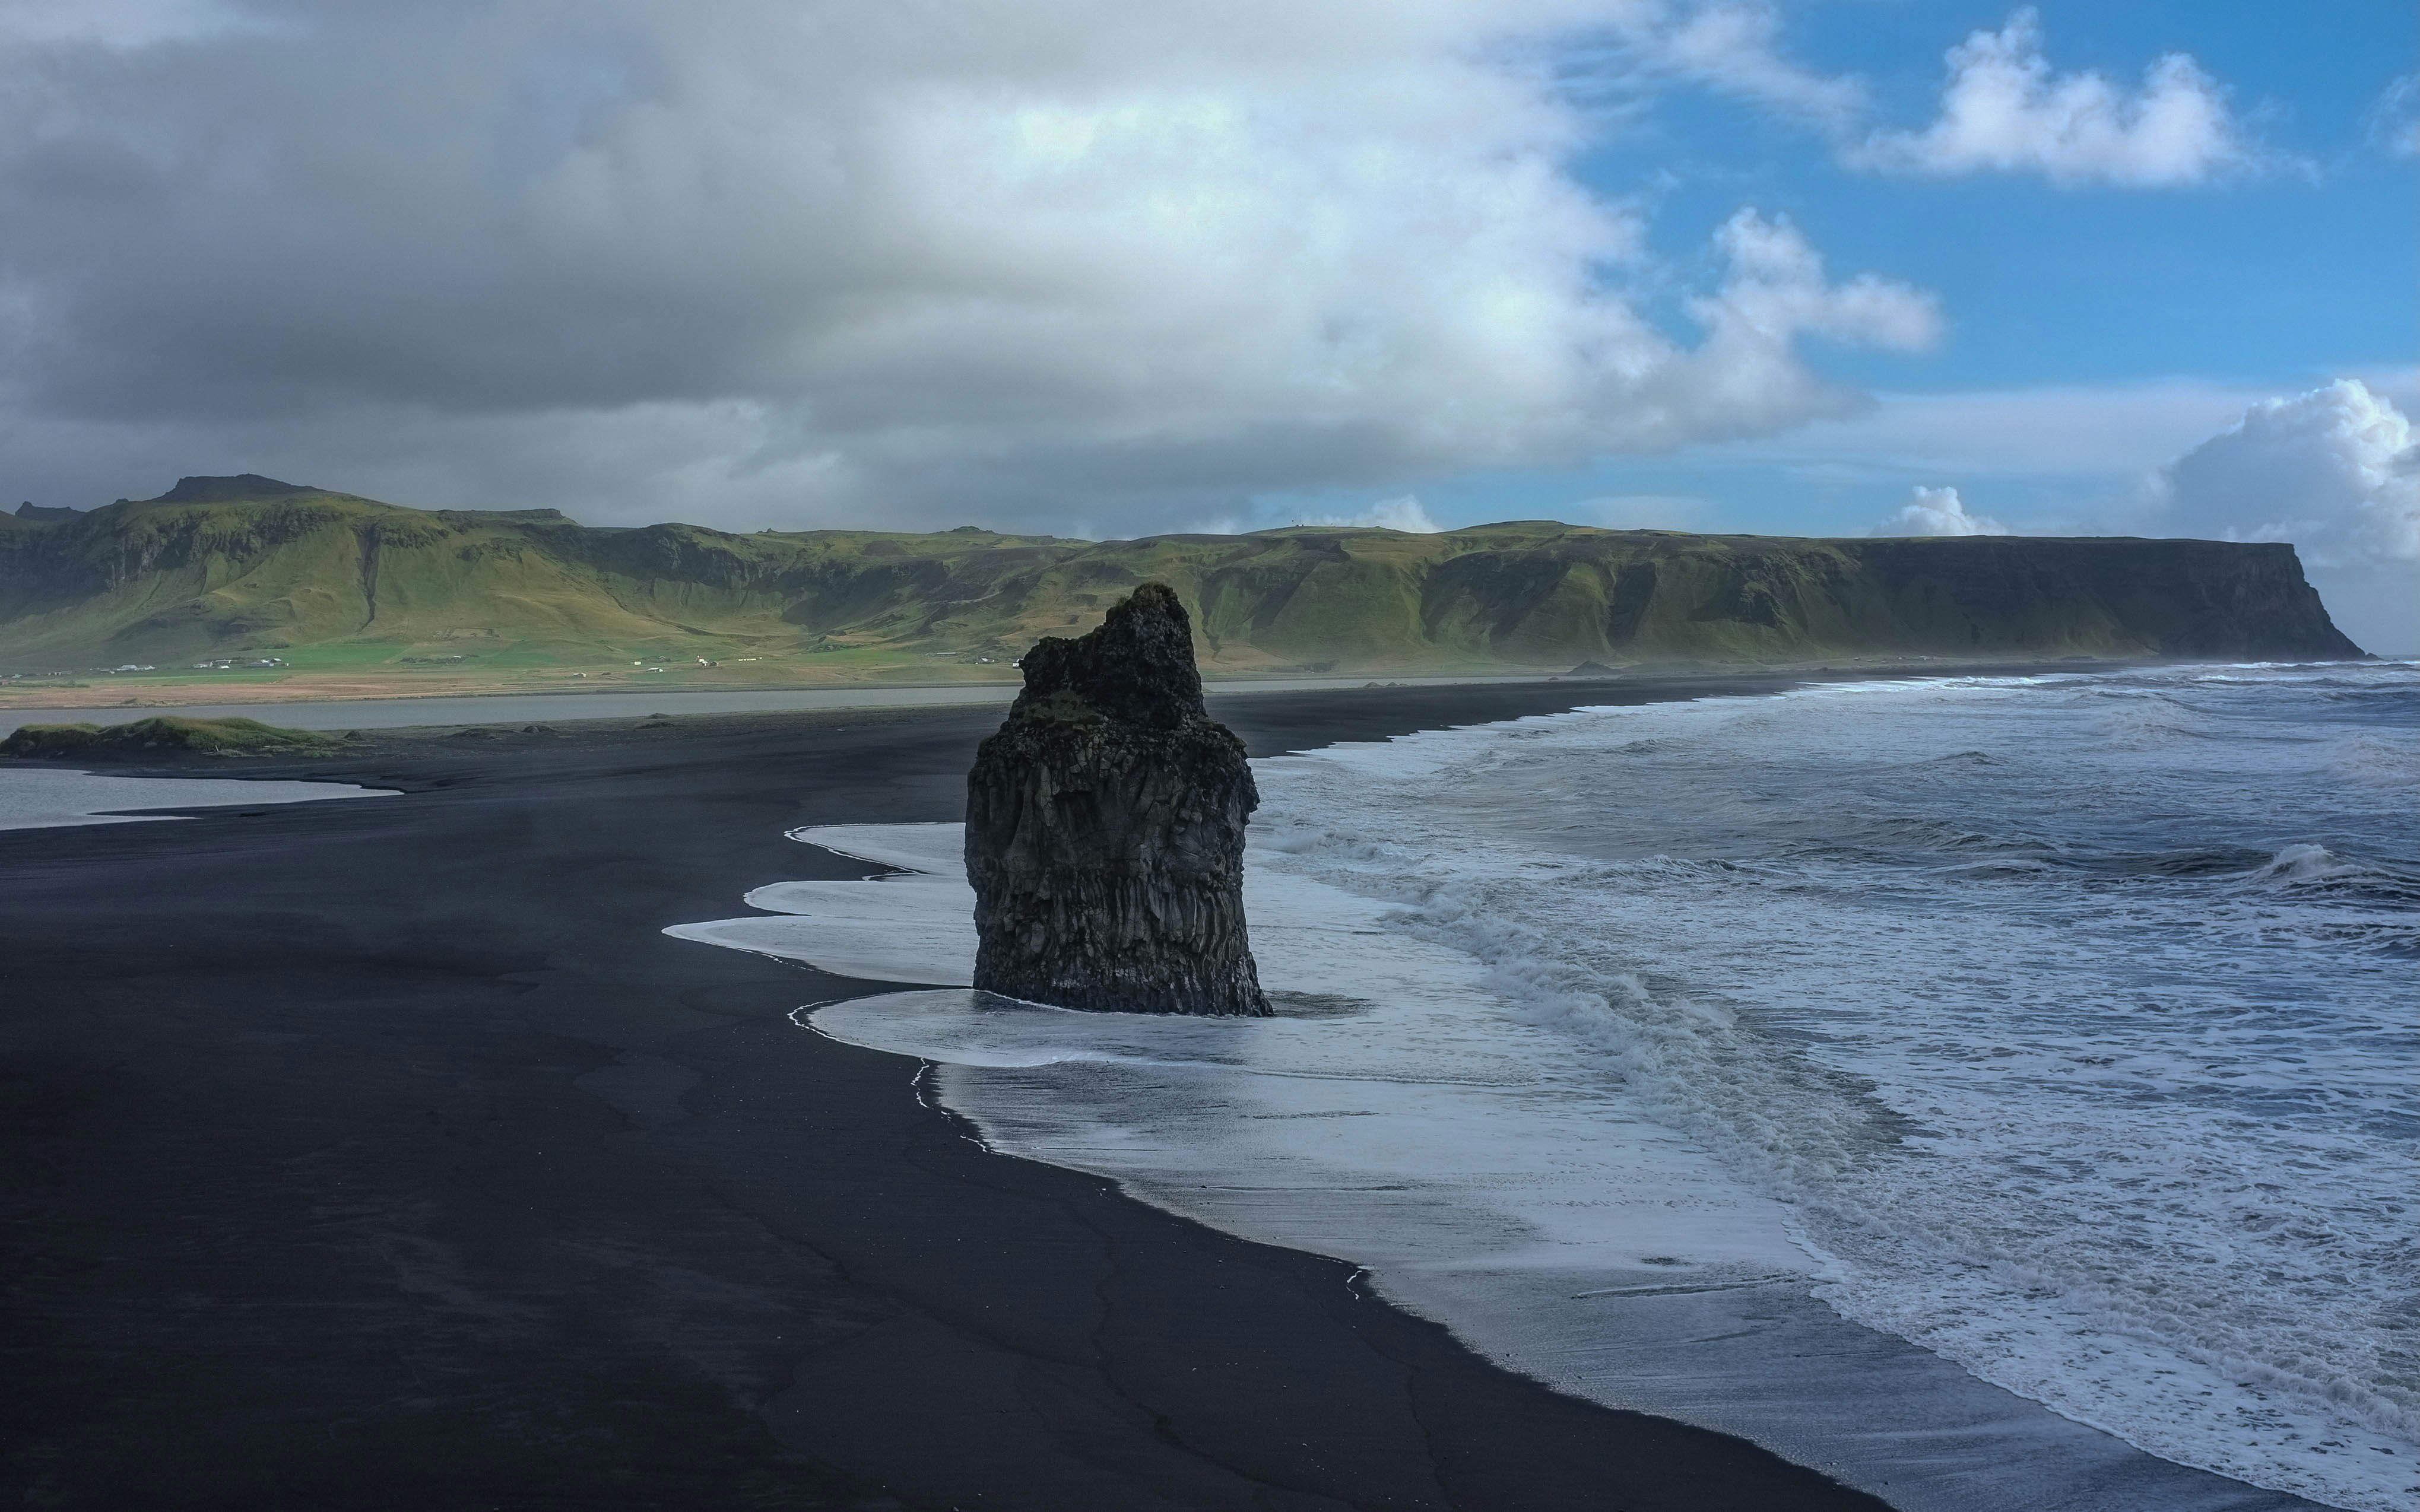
<box><xmin>966</xmin><ymin>583</ymin><xmax>1270</xmax><ymax>1016</ymax></box>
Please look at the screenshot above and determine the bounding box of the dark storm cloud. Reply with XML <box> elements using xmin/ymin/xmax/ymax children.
<box><xmin>0</xmin><ymin>1</ymin><xmax>1936</xmax><ymax>532</ymax></box>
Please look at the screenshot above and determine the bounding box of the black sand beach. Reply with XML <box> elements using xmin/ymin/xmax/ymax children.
<box><xmin>2</xmin><ymin>677</ymin><xmax>1893</xmax><ymax>1511</ymax></box>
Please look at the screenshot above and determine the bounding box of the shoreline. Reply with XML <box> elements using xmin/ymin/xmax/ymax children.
<box><xmin>741</xmin><ymin>713</ymin><xmax>2346</xmax><ymax>1511</ymax></box>
<box><xmin>0</xmin><ymin>669</ymin><xmax>1572</xmax><ymax>741</ymax></box>
<box><xmin>0</xmin><ymin>668</ymin><xmax>1540</xmax><ymax>715</ymax></box>
<box><xmin>0</xmin><ymin>651</ymin><xmax>2193</xmax><ymax>728</ymax></box>
<box><xmin>2</xmin><ymin>677</ymin><xmax>1900</xmax><ymax>1511</ymax></box>
<box><xmin>0</xmin><ymin>655</ymin><xmax>2193</xmax><ymax>745</ymax></box>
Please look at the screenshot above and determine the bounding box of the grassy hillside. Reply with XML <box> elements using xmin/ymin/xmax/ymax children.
<box><xmin>1</xmin><ymin>715</ymin><xmax>353</xmax><ymax>759</ymax></box>
<box><xmin>0</xmin><ymin>476</ymin><xmax>2365</xmax><ymax>685</ymax></box>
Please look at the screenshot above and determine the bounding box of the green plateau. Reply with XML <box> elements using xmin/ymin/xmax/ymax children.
<box><xmin>0</xmin><ymin>715</ymin><xmax>354</xmax><ymax>760</ymax></box>
<box><xmin>0</xmin><ymin>475</ymin><xmax>2367</xmax><ymax>681</ymax></box>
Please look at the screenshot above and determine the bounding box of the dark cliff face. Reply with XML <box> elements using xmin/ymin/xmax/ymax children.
<box><xmin>964</xmin><ymin>582</ymin><xmax>1270</xmax><ymax>1016</ymax></box>
<box><xmin>1833</xmin><ymin>538</ymin><xmax>2366</xmax><ymax>661</ymax></box>
<box><xmin>1409</xmin><ymin>534</ymin><xmax>2366</xmax><ymax>663</ymax></box>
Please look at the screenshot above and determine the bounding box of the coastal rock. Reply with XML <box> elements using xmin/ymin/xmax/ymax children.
<box><xmin>965</xmin><ymin>582</ymin><xmax>1270</xmax><ymax>1015</ymax></box>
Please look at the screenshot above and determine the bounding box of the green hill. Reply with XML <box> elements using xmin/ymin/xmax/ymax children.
<box><xmin>0</xmin><ymin>476</ymin><xmax>2366</xmax><ymax>676</ymax></box>
<box><xmin>1</xmin><ymin>714</ymin><xmax>351</xmax><ymax>759</ymax></box>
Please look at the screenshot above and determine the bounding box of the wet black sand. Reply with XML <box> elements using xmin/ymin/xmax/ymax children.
<box><xmin>1</xmin><ymin>676</ymin><xmax>1896</xmax><ymax>1511</ymax></box>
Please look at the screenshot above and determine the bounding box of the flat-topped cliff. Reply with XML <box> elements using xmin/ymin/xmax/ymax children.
<box><xmin>0</xmin><ymin>476</ymin><xmax>2367</xmax><ymax>670</ymax></box>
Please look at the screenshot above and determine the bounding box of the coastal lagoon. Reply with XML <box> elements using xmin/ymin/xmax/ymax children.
<box><xmin>675</xmin><ymin>663</ymin><xmax>2418</xmax><ymax>1512</ymax></box>
<box><xmin>0</xmin><ymin>767</ymin><xmax>396</xmax><ymax>831</ymax></box>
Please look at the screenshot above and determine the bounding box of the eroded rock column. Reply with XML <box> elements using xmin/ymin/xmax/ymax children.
<box><xmin>965</xmin><ymin>582</ymin><xmax>1270</xmax><ymax>1015</ymax></box>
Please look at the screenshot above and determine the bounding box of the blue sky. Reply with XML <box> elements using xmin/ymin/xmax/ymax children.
<box><xmin>1</xmin><ymin>1</ymin><xmax>2413</xmax><ymax>644</ymax></box>
<box><xmin>1619</xmin><ymin>5</ymin><xmax>2411</xmax><ymax>391</ymax></box>
<box><xmin>1293</xmin><ymin>2</ymin><xmax>2416</xmax><ymax>530</ymax></box>
<box><xmin>1265</xmin><ymin>3</ymin><xmax>2420</xmax><ymax>643</ymax></box>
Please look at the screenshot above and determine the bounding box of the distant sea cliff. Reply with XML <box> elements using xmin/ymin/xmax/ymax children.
<box><xmin>0</xmin><ymin>476</ymin><xmax>2367</xmax><ymax>672</ymax></box>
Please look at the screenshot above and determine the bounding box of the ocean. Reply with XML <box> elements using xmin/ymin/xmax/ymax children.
<box><xmin>672</xmin><ymin>662</ymin><xmax>2419</xmax><ymax>1512</ymax></box>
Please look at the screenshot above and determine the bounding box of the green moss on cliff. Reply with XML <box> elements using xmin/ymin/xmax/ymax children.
<box><xmin>0</xmin><ymin>476</ymin><xmax>2368</xmax><ymax>672</ymax></box>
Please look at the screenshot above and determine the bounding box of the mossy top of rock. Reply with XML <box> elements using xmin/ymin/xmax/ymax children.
<box><xmin>1010</xmin><ymin>582</ymin><xmax>1205</xmax><ymax>730</ymax></box>
<box><xmin>1</xmin><ymin>715</ymin><xmax>350</xmax><ymax>759</ymax></box>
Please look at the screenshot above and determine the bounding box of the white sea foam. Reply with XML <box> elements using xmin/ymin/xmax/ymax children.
<box><xmin>669</xmin><ymin>663</ymin><xmax>2420</xmax><ymax>1512</ymax></box>
<box><xmin>1239</xmin><ymin>668</ymin><xmax>2418</xmax><ymax>1510</ymax></box>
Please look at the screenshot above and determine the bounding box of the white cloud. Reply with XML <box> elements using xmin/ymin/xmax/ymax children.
<box><xmin>0</xmin><ymin>1</ymin><xmax>1943</xmax><ymax>535</ymax></box>
<box><xmin>0</xmin><ymin>0</ymin><xmax>261</xmax><ymax>50</ymax></box>
<box><xmin>2371</xmin><ymin>73</ymin><xmax>2420</xmax><ymax>158</ymax></box>
<box><xmin>1713</xmin><ymin>377</ymin><xmax>2302</xmax><ymax>482</ymax></box>
<box><xmin>2158</xmin><ymin>380</ymin><xmax>2420</xmax><ymax>569</ymax></box>
<box><xmin>1650</xmin><ymin>4</ymin><xmax>1865</xmax><ymax>129</ymax></box>
<box><xmin>1180</xmin><ymin>493</ymin><xmax>1441</xmax><ymax>535</ymax></box>
<box><xmin>1642</xmin><ymin>208</ymin><xmax>1940</xmax><ymax>446</ymax></box>
<box><xmin>1297</xmin><ymin>495</ymin><xmax>1445</xmax><ymax>532</ymax></box>
<box><xmin>1872</xmin><ymin>484</ymin><xmax>2007</xmax><ymax>536</ymax></box>
<box><xmin>2349</xmin><ymin>365</ymin><xmax>2420</xmax><ymax>416</ymax></box>
<box><xmin>1853</xmin><ymin>8</ymin><xmax>2250</xmax><ymax>187</ymax></box>
<box><xmin>1544</xmin><ymin>4</ymin><xmax>1863</xmax><ymax>133</ymax></box>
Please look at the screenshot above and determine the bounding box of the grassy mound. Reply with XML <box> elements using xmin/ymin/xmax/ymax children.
<box><xmin>1</xmin><ymin>715</ymin><xmax>351</xmax><ymax>759</ymax></box>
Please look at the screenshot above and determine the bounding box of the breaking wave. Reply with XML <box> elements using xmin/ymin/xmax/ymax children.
<box><xmin>673</xmin><ymin>660</ymin><xmax>2419</xmax><ymax>1512</ymax></box>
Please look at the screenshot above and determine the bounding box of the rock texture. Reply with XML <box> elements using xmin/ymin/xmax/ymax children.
<box><xmin>965</xmin><ymin>583</ymin><xmax>1270</xmax><ymax>1016</ymax></box>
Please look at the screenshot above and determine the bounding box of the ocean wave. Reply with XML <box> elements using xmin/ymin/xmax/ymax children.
<box><xmin>1254</xmin><ymin>800</ymin><xmax>2420</xmax><ymax>1506</ymax></box>
<box><xmin>1929</xmin><ymin>857</ymin><xmax>2060</xmax><ymax>880</ymax></box>
<box><xmin>2085</xmin><ymin>689</ymin><xmax>2218</xmax><ymax>748</ymax></box>
<box><xmin>1249</xmin><ymin>666</ymin><xmax>2420</xmax><ymax>1510</ymax></box>
<box><xmin>691</xmin><ymin>660</ymin><xmax>2420</xmax><ymax>1512</ymax></box>
<box><xmin>2240</xmin><ymin>843</ymin><xmax>2420</xmax><ymax>907</ymax></box>
<box><xmin>2332</xmin><ymin>733</ymin><xmax>2420</xmax><ymax>788</ymax></box>
<box><xmin>2096</xmin><ymin>845</ymin><xmax>2278</xmax><ymax>878</ymax></box>
<box><xmin>2254</xmin><ymin>841</ymin><xmax>2357</xmax><ymax>884</ymax></box>
<box><xmin>1812</xmin><ymin>813</ymin><xmax>2061</xmax><ymax>858</ymax></box>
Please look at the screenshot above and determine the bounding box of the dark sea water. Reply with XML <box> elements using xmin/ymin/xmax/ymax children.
<box><xmin>679</xmin><ymin>662</ymin><xmax>2419</xmax><ymax>1511</ymax></box>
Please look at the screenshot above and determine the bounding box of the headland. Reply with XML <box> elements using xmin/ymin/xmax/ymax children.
<box><xmin>0</xmin><ymin>477</ymin><xmax>2363</xmax><ymax>714</ymax></box>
